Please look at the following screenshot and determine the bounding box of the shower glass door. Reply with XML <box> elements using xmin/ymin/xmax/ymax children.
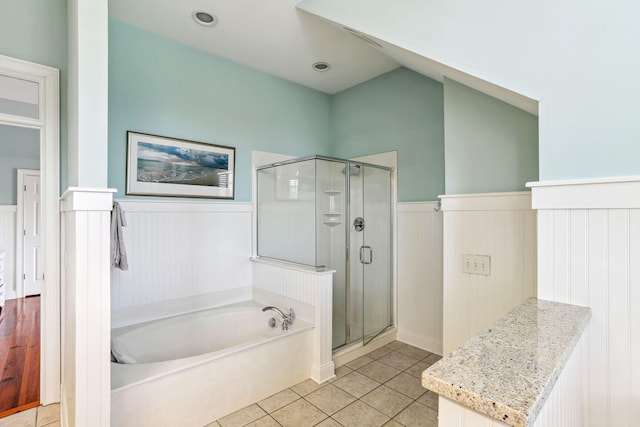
<box><xmin>348</xmin><ymin>163</ymin><xmax>392</xmax><ymax>346</ymax></box>
<box><xmin>361</xmin><ymin>165</ymin><xmax>392</xmax><ymax>344</ymax></box>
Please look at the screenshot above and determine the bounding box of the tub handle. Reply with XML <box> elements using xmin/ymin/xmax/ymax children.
<box><xmin>262</xmin><ymin>306</ymin><xmax>295</xmax><ymax>330</ymax></box>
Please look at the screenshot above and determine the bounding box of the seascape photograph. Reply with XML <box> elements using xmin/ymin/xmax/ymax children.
<box><xmin>126</xmin><ymin>132</ymin><xmax>235</xmax><ymax>199</ymax></box>
<box><xmin>136</xmin><ymin>141</ymin><xmax>229</xmax><ymax>188</ymax></box>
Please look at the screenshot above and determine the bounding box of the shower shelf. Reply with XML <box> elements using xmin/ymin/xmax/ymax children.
<box><xmin>323</xmin><ymin>213</ymin><xmax>342</xmax><ymax>226</ymax></box>
<box><xmin>324</xmin><ymin>189</ymin><xmax>342</xmax><ymax>224</ymax></box>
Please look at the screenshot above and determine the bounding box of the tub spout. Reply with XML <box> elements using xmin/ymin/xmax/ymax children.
<box><xmin>262</xmin><ymin>306</ymin><xmax>295</xmax><ymax>330</ymax></box>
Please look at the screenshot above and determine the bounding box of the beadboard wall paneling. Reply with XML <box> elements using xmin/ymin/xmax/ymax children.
<box><xmin>442</xmin><ymin>192</ymin><xmax>537</xmax><ymax>355</ymax></box>
<box><xmin>251</xmin><ymin>258</ymin><xmax>328</xmax><ymax>306</ymax></box>
<box><xmin>0</xmin><ymin>206</ymin><xmax>16</xmax><ymax>298</ymax></box>
<box><xmin>396</xmin><ymin>202</ymin><xmax>443</xmax><ymax>355</ymax></box>
<box><xmin>60</xmin><ymin>189</ymin><xmax>113</xmax><ymax>427</ymax></box>
<box><xmin>532</xmin><ymin>331</ymin><xmax>587</xmax><ymax>426</ymax></box>
<box><xmin>110</xmin><ymin>201</ymin><xmax>252</xmax><ymax>310</ymax></box>
<box><xmin>537</xmin><ymin>207</ymin><xmax>640</xmax><ymax>426</ymax></box>
<box><xmin>251</xmin><ymin>258</ymin><xmax>335</xmax><ymax>382</ymax></box>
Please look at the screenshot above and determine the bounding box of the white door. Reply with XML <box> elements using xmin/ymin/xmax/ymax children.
<box><xmin>23</xmin><ymin>171</ymin><xmax>42</xmax><ymax>296</ymax></box>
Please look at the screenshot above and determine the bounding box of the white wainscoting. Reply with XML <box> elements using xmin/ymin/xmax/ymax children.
<box><xmin>396</xmin><ymin>202</ymin><xmax>443</xmax><ymax>355</ymax></box>
<box><xmin>532</xmin><ymin>329</ymin><xmax>587</xmax><ymax>426</ymax></box>
<box><xmin>0</xmin><ymin>206</ymin><xmax>16</xmax><ymax>299</ymax></box>
<box><xmin>531</xmin><ymin>176</ymin><xmax>640</xmax><ymax>427</ymax></box>
<box><xmin>251</xmin><ymin>258</ymin><xmax>335</xmax><ymax>383</ymax></box>
<box><xmin>60</xmin><ymin>188</ymin><xmax>113</xmax><ymax>427</ymax></box>
<box><xmin>441</xmin><ymin>192</ymin><xmax>537</xmax><ymax>355</ymax></box>
<box><xmin>110</xmin><ymin>200</ymin><xmax>253</xmax><ymax>310</ymax></box>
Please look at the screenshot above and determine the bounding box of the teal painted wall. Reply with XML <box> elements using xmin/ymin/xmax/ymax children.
<box><xmin>300</xmin><ymin>0</ymin><xmax>639</xmax><ymax>182</ymax></box>
<box><xmin>108</xmin><ymin>19</ymin><xmax>332</xmax><ymax>202</ymax></box>
<box><xmin>0</xmin><ymin>125</ymin><xmax>40</xmax><ymax>204</ymax></box>
<box><xmin>444</xmin><ymin>78</ymin><xmax>538</xmax><ymax>194</ymax></box>
<box><xmin>331</xmin><ymin>68</ymin><xmax>445</xmax><ymax>201</ymax></box>
<box><xmin>0</xmin><ymin>0</ymin><xmax>67</xmax><ymax>193</ymax></box>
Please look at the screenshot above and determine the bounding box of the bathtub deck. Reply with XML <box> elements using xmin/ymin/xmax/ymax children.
<box><xmin>210</xmin><ymin>341</ymin><xmax>440</xmax><ymax>427</ymax></box>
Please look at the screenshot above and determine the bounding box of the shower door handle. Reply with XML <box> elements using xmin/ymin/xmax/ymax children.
<box><xmin>359</xmin><ymin>246</ymin><xmax>373</xmax><ymax>264</ymax></box>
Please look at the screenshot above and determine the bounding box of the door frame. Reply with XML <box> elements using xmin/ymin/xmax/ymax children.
<box><xmin>360</xmin><ymin>164</ymin><xmax>394</xmax><ymax>345</ymax></box>
<box><xmin>16</xmin><ymin>169</ymin><xmax>41</xmax><ymax>298</ymax></box>
<box><xmin>350</xmin><ymin>151</ymin><xmax>398</xmax><ymax>336</ymax></box>
<box><xmin>0</xmin><ymin>54</ymin><xmax>60</xmax><ymax>405</ymax></box>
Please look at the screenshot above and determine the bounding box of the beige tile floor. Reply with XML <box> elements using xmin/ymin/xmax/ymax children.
<box><xmin>208</xmin><ymin>341</ymin><xmax>441</xmax><ymax>427</ymax></box>
<box><xmin>0</xmin><ymin>342</ymin><xmax>438</xmax><ymax>427</ymax></box>
<box><xmin>0</xmin><ymin>404</ymin><xmax>60</xmax><ymax>427</ymax></box>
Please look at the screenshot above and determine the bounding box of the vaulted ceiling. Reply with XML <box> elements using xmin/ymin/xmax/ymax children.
<box><xmin>109</xmin><ymin>0</ymin><xmax>400</xmax><ymax>94</ymax></box>
<box><xmin>109</xmin><ymin>0</ymin><xmax>537</xmax><ymax>114</ymax></box>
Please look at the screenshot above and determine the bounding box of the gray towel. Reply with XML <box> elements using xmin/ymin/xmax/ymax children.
<box><xmin>111</xmin><ymin>202</ymin><xmax>129</xmax><ymax>271</ymax></box>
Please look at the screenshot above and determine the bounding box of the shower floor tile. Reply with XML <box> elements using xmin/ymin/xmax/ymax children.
<box><xmin>212</xmin><ymin>341</ymin><xmax>439</xmax><ymax>426</ymax></box>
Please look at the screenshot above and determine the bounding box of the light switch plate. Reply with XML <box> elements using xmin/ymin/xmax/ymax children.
<box><xmin>462</xmin><ymin>254</ymin><xmax>491</xmax><ymax>276</ymax></box>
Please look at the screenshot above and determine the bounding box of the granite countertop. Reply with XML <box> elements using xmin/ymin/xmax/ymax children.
<box><xmin>421</xmin><ymin>298</ymin><xmax>590</xmax><ymax>427</ymax></box>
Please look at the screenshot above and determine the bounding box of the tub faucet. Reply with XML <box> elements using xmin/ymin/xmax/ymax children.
<box><xmin>262</xmin><ymin>306</ymin><xmax>295</xmax><ymax>330</ymax></box>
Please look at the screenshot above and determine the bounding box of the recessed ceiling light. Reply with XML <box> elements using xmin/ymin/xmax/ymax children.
<box><xmin>312</xmin><ymin>62</ymin><xmax>331</xmax><ymax>72</ymax></box>
<box><xmin>192</xmin><ymin>11</ymin><xmax>218</xmax><ymax>27</ymax></box>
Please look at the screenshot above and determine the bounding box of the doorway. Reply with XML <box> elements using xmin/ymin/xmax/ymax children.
<box><xmin>17</xmin><ymin>169</ymin><xmax>42</xmax><ymax>297</ymax></box>
<box><xmin>0</xmin><ymin>54</ymin><xmax>60</xmax><ymax>411</ymax></box>
<box><xmin>0</xmin><ymin>126</ymin><xmax>41</xmax><ymax>419</ymax></box>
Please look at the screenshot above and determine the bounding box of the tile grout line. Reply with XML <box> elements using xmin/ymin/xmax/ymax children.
<box><xmin>218</xmin><ymin>342</ymin><xmax>440</xmax><ymax>427</ymax></box>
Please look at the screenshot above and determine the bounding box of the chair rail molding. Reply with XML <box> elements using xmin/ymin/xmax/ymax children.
<box><xmin>528</xmin><ymin>175</ymin><xmax>640</xmax><ymax>209</ymax></box>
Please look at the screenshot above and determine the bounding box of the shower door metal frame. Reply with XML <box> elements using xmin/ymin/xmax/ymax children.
<box><xmin>344</xmin><ymin>160</ymin><xmax>394</xmax><ymax>348</ymax></box>
<box><xmin>256</xmin><ymin>155</ymin><xmax>394</xmax><ymax>351</ymax></box>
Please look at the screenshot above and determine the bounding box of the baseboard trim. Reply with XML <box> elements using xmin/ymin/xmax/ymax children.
<box><xmin>332</xmin><ymin>329</ymin><xmax>397</xmax><ymax>368</ymax></box>
<box><xmin>310</xmin><ymin>361</ymin><xmax>336</xmax><ymax>384</ymax></box>
<box><xmin>397</xmin><ymin>329</ymin><xmax>442</xmax><ymax>356</ymax></box>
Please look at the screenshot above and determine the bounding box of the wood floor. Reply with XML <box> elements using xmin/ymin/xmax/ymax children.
<box><xmin>0</xmin><ymin>296</ymin><xmax>40</xmax><ymax>418</ymax></box>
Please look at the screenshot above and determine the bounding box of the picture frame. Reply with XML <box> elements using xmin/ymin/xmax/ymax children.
<box><xmin>126</xmin><ymin>131</ymin><xmax>235</xmax><ymax>199</ymax></box>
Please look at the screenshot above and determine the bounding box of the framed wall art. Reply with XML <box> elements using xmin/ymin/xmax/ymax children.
<box><xmin>126</xmin><ymin>131</ymin><xmax>235</xmax><ymax>199</ymax></box>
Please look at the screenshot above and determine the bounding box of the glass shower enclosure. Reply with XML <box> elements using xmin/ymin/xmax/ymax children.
<box><xmin>256</xmin><ymin>155</ymin><xmax>392</xmax><ymax>350</ymax></box>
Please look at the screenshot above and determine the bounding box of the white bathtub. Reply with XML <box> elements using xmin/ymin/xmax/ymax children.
<box><xmin>111</xmin><ymin>300</ymin><xmax>314</xmax><ymax>426</ymax></box>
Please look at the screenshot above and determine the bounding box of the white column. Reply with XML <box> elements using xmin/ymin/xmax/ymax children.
<box><xmin>64</xmin><ymin>1</ymin><xmax>110</xmax><ymax>425</ymax></box>
<box><xmin>60</xmin><ymin>188</ymin><xmax>114</xmax><ymax>427</ymax></box>
<box><xmin>67</xmin><ymin>0</ymin><xmax>108</xmax><ymax>188</ymax></box>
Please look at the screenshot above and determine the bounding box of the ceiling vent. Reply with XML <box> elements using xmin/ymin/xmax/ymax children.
<box><xmin>342</xmin><ymin>27</ymin><xmax>383</xmax><ymax>48</ymax></box>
